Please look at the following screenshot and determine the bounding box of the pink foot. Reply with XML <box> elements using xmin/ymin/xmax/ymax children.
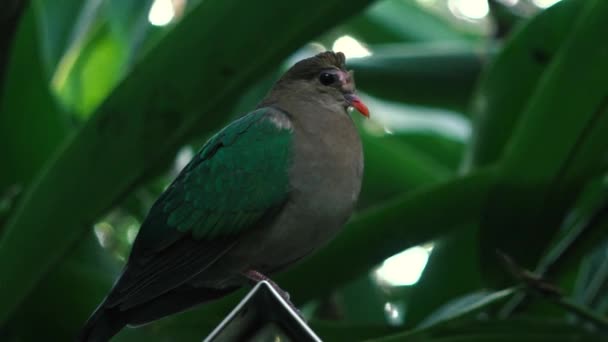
<box><xmin>242</xmin><ymin>270</ymin><xmax>302</xmax><ymax>317</ymax></box>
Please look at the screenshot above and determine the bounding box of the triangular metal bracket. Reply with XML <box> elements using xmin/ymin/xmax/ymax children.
<box><xmin>204</xmin><ymin>281</ymin><xmax>322</xmax><ymax>341</ymax></box>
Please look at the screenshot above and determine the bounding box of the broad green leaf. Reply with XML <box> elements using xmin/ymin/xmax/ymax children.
<box><xmin>573</xmin><ymin>240</ymin><xmax>608</xmax><ymax>311</ymax></box>
<box><xmin>0</xmin><ymin>0</ymin><xmax>378</xmax><ymax>325</ymax></box>
<box><xmin>103</xmin><ymin>0</ymin><xmax>155</xmax><ymax>68</ymax></box>
<box><xmin>376</xmin><ymin>332</ymin><xmax>605</xmax><ymax>342</ymax></box>
<box><xmin>501</xmin><ymin>178</ymin><xmax>608</xmax><ymax>318</ymax></box>
<box><xmin>479</xmin><ymin>0</ymin><xmax>608</xmax><ymax>285</ymax></box>
<box><xmin>426</xmin><ymin>316</ymin><xmax>602</xmax><ymax>336</ymax></box>
<box><xmin>370</xmin><ymin>317</ymin><xmax>607</xmax><ymax>342</ymax></box>
<box><xmin>349</xmin><ymin>43</ymin><xmax>493</xmax><ymax>112</ymax></box>
<box><xmin>335</xmin><ymin>273</ymin><xmax>394</xmax><ymax>324</ymax></box>
<box><xmin>406</xmin><ymin>226</ymin><xmax>485</xmax><ymax>327</ymax></box>
<box><xmin>32</xmin><ymin>0</ymin><xmax>86</xmax><ymax>75</ymax></box>
<box><xmin>358</xmin><ymin>131</ymin><xmax>452</xmax><ymax>209</ymax></box>
<box><xmin>487</xmin><ymin>0</ymin><xmax>527</xmax><ymax>39</ymax></box>
<box><xmin>342</xmin><ymin>0</ymin><xmax>480</xmax><ymax>44</ymax></box>
<box><xmin>463</xmin><ymin>0</ymin><xmax>585</xmax><ymax>170</ymax></box>
<box><xmin>48</xmin><ymin>0</ymin><xmax>155</xmax><ymax>117</ymax></box>
<box><xmin>539</xmin><ymin>179</ymin><xmax>608</xmax><ymax>267</ymax></box>
<box><xmin>0</xmin><ymin>185</ymin><xmax>21</xmax><ymax>227</ymax></box>
<box><xmin>104</xmin><ymin>0</ymin><xmax>153</xmax><ymax>45</ymax></box>
<box><xmin>395</xmin><ymin>132</ymin><xmax>465</xmax><ymax>171</ymax></box>
<box><xmin>3</xmin><ymin>233</ymin><xmax>119</xmax><ymax>341</ymax></box>
<box><xmin>0</xmin><ymin>7</ymin><xmax>70</xmax><ymax>194</ymax></box>
<box><xmin>55</xmin><ymin>21</ymin><xmax>128</xmax><ymax>117</ymax></box>
<box><xmin>537</xmin><ymin>177</ymin><xmax>608</xmax><ymax>284</ymax></box>
<box><xmin>417</xmin><ymin>288</ymin><xmax>516</xmax><ymax>329</ymax></box>
<box><xmin>0</xmin><ymin>0</ymin><xmax>27</xmax><ymax>90</ymax></box>
<box><xmin>311</xmin><ymin>320</ymin><xmax>401</xmax><ymax>341</ymax></box>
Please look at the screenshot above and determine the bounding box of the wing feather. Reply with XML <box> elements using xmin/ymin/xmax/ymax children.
<box><xmin>104</xmin><ymin>107</ymin><xmax>292</xmax><ymax>309</ymax></box>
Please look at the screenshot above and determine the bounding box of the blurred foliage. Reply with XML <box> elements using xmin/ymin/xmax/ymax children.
<box><xmin>0</xmin><ymin>0</ymin><xmax>607</xmax><ymax>341</ymax></box>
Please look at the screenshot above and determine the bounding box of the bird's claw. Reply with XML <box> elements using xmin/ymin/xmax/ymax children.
<box><xmin>242</xmin><ymin>270</ymin><xmax>303</xmax><ymax>319</ymax></box>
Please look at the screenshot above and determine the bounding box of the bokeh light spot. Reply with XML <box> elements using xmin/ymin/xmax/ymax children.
<box><xmin>149</xmin><ymin>0</ymin><xmax>176</xmax><ymax>26</ymax></box>
<box><xmin>332</xmin><ymin>35</ymin><xmax>371</xmax><ymax>58</ymax></box>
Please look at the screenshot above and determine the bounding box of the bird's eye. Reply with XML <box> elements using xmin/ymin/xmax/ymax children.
<box><xmin>319</xmin><ymin>72</ymin><xmax>336</xmax><ymax>86</ymax></box>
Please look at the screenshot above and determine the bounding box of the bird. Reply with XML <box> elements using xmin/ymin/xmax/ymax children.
<box><xmin>78</xmin><ymin>51</ymin><xmax>369</xmax><ymax>341</ymax></box>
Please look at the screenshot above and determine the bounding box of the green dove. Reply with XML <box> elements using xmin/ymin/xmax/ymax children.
<box><xmin>79</xmin><ymin>51</ymin><xmax>369</xmax><ymax>341</ymax></box>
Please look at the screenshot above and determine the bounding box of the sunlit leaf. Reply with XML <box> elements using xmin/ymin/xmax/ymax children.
<box><xmin>55</xmin><ymin>22</ymin><xmax>128</xmax><ymax>117</ymax></box>
<box><xmin>342</xmin><ymin>0</ymin><xmax>482</xmax><ymax>44</ymax></box>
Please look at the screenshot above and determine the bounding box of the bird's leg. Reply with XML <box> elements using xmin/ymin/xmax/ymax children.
<box><xmin>243</xmin><ymin>270</ymin><xmax>303</xmax><ymax>318</ymax></box>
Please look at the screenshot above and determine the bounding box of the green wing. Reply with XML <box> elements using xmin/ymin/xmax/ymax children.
<box><xmin>106</xmin><ymin>107</ymin><xmax>292</xmax><ymax>309</ymax></box>
<box><xmin>163</xmin><ymin>108</ymin><xmax>292</xmax><ymax>239</ymax></box>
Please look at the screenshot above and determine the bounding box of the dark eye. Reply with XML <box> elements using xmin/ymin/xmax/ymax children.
<box><xmin>319</xmin><ymin>72</ymin><xmax>336</xmax><ymax>86</ymax></box>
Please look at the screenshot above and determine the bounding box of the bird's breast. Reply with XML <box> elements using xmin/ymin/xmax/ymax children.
<box><xmin>289</xmin><ymin>113</ymin><xmax>363</xmax><ymax>218</ymax></box>
<box><xmin>251</xmin><ymin>111</ymin><xmax>364</xmax><ymax>269</ymax></box>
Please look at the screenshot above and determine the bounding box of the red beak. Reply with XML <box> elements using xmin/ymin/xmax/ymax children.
<box><xmin>345</xmin><ymin>93</ymin><xmax>370</xmax><ymax>118</ymax></box>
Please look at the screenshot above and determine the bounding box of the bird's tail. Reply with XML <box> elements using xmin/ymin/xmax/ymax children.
<box><xmin>76</xmin><ymin>306</ymin><xmax>125</xmax><ymax>342</ymax></box>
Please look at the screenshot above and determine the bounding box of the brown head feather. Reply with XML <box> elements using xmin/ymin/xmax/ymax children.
<box><xmin>281</xmin><ymin>51</ymin><xmax>347</xmax><ymax>81</ymax></box>
<box><xmin>259</xmin><ymin>50</ymin><xmax>369</xmax><ymax>117</ymax></box>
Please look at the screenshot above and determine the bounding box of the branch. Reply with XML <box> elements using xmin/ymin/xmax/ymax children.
<box><xmin>497</xmin><ymin>250</ymin><xmax>608</xmax><ymax>330</ymax></box>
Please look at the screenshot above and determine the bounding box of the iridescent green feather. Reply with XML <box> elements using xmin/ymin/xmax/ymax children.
<box><xmin>162</xmin><ymin>108</ymin><xmax>292</xmax><ymax>239</ymax></box>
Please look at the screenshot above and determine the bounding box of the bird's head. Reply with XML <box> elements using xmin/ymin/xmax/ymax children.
<box><xmin>264</xmin><ymin>51</ymin><xmax>369</xmax><ymax>118</ymax></box>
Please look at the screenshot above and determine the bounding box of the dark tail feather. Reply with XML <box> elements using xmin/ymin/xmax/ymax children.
<box><xmin>77</xmin><ymin>285</ymin><xmax>238</xmax><ymax>341</ymax></box>
<box><xmin>76</xmin><ymin>306</ymin><xmax>126</xmax><ymax>342</ymax></box>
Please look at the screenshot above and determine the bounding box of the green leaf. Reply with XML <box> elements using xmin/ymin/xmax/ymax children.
<box><xmin>358</xmin><ymin>131</ymin><xmax>453</xmax><ymax>209</ymax></box>
<box><xmin>55</xmin><ymin>21</ymin><xmax>129</xmax><ymax>117</ymax></box>
<box><xmin>370</xmin><ymin>317</ymin><xmax>607</xmax><ymax>342</ymax></box>
<box><xmin>311</xmin><ymin>320</ymin><xmax>401</xmax><ymax>341</ymax></box>
<box><xmin>0</xmin><ymin>0</ymin><xmax>27</xmax><ymax>90</ymax></box>
<box><xmin>47</xmin><ymin>0</ymin><xmax>155</xmax><ymax>117</ymax></box>
<box><xmin>383</xmin><ymin>333</ymin><xmax>604</xmax><ymax>342</ymax></box>
<box><xmin>103</xmin><ymin>0</ymin><xmax>153</xmax><ymax>44</ymax></box>
<box><xmin>417</xmin><ymin>288</ymin><xmax>516</xmax><ymax>329</ymax></box>
<box><xmin>463</xmin><ymin>0</ymin><xmax>586</xmax><ymax>170</ymax></box>
<box><xmin>537</xmin><ymin>178</ymin><xmax>608</xmax><ymax>276</ymax></box>
<box><xmin>3</xmin><ymin>232</ymin><xmax>119</xmax><ymax>341</ymax></box>
<box><xmin>0</xmin><ymin>0</ymin><xmax>378</xmax><ymax>325</ymax></box>
<box><xmin>501</xmin><ymin>178</ymin><xmax>608</xmax><ymax>317</ymax></box>
<box><xmin>349</xmin><ymin>43</ymin><xmax>493</xmax><ymax>111</ymax></box>
<box><xmin>342</xmin><ymin>0</ymin><xmax>480</xmax><ymax>44</ymax></box>
<box><xmin>533</xmin><ymin>178</ymin><xmax>608</xmax><ymax>293</ymax></box>
<box><xmin>478</xmin><ymin>0</ymin><xmax>608</xmax><ymax>285</ymax></box>
<box><xmin>394</xmin><ymin>132</ymin><xmax>465</xmax><ymax>171</ymax></box>
<box><xmin>103</xmin><ymin>0</ymin><xmax>155</xmax><ymax>67</ymax></box>
<box><xmin>32</xmin><ymin>0</ymin><xmax>86</xmax><ymax>75</ymax></box>
<box><xmin>406</xmin><ymin>226</ymin><xmax>485</xmax><ymax>326</ymax></box>
<box><xmin>487</xmin><ymin>0</ymin><xmax>527</xmax><ymax>39</ymax></box>
<box><xmin>0</xmin><ymin>6</ymin><xmax>70</xmax><ymax>193</ymax></box>
<box><xmin>336</xmin><ymin>273</ymin><xmax>394</xmax><ymax>324</ymax></box>
<box><xmin>573</xmin><ymin>240</ymin><xmax>608</xmax><ymax>311</ymax></box>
